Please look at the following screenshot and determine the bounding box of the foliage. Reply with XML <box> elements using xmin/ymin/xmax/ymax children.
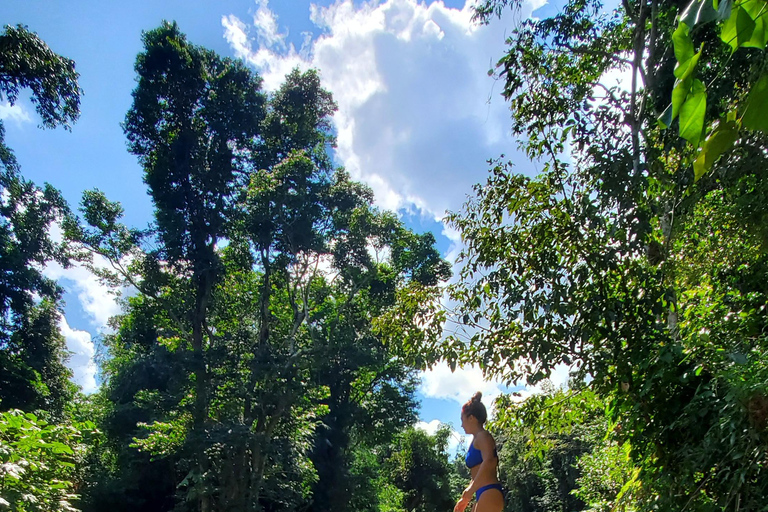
<box><xmin>384</xmin><ymin>426</ymin><xmax>456</xmax><ymax>512</ymax></box>
<box><xmin>661</xmin><ymin>0</ymin><xmax>768</xmax><ymax>179</ymax></box>
<box><xmin>0</xmin><ymin>25</ymin><xmax>81</xmax><ymax>130</ymax></box>
<box><xmin>0</xmin><ymin>409</ymin><xmax>96</xmax><ymax>512</ymax></box>
<box><xmin>445</xmin><ymin>0</ymin><xmax>768</xmax><ymax>509</ymax></box>
<box><xmin>0</xmin><ymin>24</ymin><xmax>81</xmax><ymax>416</ymax></box>
<box><xmin>574</xmin><ymin>440</ymin><xmax>638</xmax><ymax>512</ymax></box>
<box><xmin>489</xmin><ymin>388</ymin><xmax>603</xmax><ymax>512</ymax></box>
<box><xmin>0</xmin><ymin>301</ymin><xmax>75</xmax><ymax>419</ymax></box>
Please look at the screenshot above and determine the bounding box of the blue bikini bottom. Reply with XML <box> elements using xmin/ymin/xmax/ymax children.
<box><xmin>475</xmin><ymin>483</ymin><xmax>504</xmax><ymax>501</ymax></box>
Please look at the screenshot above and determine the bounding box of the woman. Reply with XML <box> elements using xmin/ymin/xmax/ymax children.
<box><xmin>454</xmin><ymin>392</ymin><xmax>503</xmax><ymax>512</ymax></box>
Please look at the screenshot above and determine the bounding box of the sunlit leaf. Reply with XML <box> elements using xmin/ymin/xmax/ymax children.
<box><xmin>672</xmin><ymin>76</ymin><xmax>693</xmax><ymax>121</ymax></box>
<box><xmin>741</xmin><ymin>0</ymin><xmax>768</xmax><ymax>49</ymax></box>
<box><xmin>679</xmin><ymin>79</ymin><xmax>707</xmax><ymax>146</ymax></box>
<box><xmin>721</xmin><ymin>5</ymin><xmax>757</xmax><ymax>50</ymax></box>
<box><xmin>742</xmin><ymin>73</ymin><xmax>768</xmax><ymax>132</ymax></box>
<box><xmin>673</xmin><ymin>23</ymin><xmax>695</xmax><ymax>65</ymax></box>
<box><xmin>693</xmin><ymin>119</ymin><xmax>739</xmax><ymax>180</ymax></box>
<box><xmin>675</xmin><ymin>50</ymin><xmax>702</xmax><ymax>82</ymax></box>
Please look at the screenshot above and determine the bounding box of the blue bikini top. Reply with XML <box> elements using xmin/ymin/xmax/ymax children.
<box><xmin>465</xmin><ymin>441</ymin><xmax>497</xmax><ymax>468</ymax></box>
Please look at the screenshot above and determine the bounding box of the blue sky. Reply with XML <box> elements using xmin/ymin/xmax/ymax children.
<box><xmin>1</xmin><ymin>0</ymin><xmax>568</xmax><ymax>451</ymax></box>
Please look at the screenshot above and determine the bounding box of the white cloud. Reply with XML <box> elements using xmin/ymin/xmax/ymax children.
<box><xmin>222</xmin><ymin>10</ymin><xmax>309</xmax><ymax>92</ymax></box>
<box><xmin>43</xmin><ymin>256</ymin><xmax>125</xmax><ymax>333</ymax></box>
<box><xmin>415</xmin><ymin>419</ymin><xmax>469</xmax><ymax>456</ymax></box>
<box><xmin>223</xmin><ymin>0</ymin><xmax>542</xmax><ymax>222</ymax></box>
<box><xmin>415</xmin><ymin>418</ymin><xmax>441</xmax><ymax>435</ymax></box>
<box><xmin>252</xmin><ymin>0</ymin><xmax>288</xmax><ymax>49</ymax></box>
<box><xmin>420</xmin><ymin>361</ymin><xmax>505</xmax><ymax>407</ymax></box>
<box><xmin>58</xmin><ymin>314</ymin><xmax>98</xmax><ymax>393</ymax></box>
<box><xmin>0</xmin><ymin>101</ymin><xmax>31</xmax><ymax>125</ymax></box>
<box><xmin>509</xmin><ymin>362</ymin><xmax>574</xmax><ymax>402</ymax></box>
<box><xmin>548</xmin><ymin>361</ymin><xmax>571</xmax><ymax>389</ymax></box>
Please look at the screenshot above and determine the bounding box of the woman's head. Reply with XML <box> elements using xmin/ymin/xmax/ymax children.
<box><xmin>461</xmin><ymin>391</ymin><xmax>487</xmax><ymax>430</ymax></box>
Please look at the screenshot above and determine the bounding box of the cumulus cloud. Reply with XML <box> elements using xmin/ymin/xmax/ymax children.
<box><xmin>43</xmin><ymin>256</ymin><xmax>125</xmax><ymax>333</ymax></box>
<box><xmin>420</xmin><ymin>361</ymin><xmax>505</xmax><ymax>407</ymax></box>
<box><xmin>415</xmin><ymin>419</ymin><xmax>469</xmax><ymax>456</ymax></box>
<box><xmin>43</xmin><ymin>247</ymin><xmax>134</xmax><ymax>394</ymax></box>
<box><xmin>251</xmin><ymin>0</ymin><xmax>288</xmax><ymax>49</ymax></box>
<box><xmin>508</xmin><ymin>362</ymin><xmax>575</xmax><ymax>402</ymax></box>
<box><xmin>415</xmin><ymin>418</ymin><xmax>441</xmax><ymax>435</ymax></box>
<box><xmin>58</xmin><ymin>314</ymin><xmax>98</xmax><ymax>393</ymax></box>
<box><xmin>0</xmin><ymin>101</ymin><xmax>32</xmax><ymax>125</ymax></box>
<box><xmin>222</xmin><ymin>0</ymin><xmax>543</xmax><ymax>221</ymax></box>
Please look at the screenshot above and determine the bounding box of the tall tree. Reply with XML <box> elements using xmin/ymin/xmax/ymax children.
<box><xmin>125</xmin><ymin>21</ymin><xmax>266</xmax><ymax>512</ymax></box>
<box><xmin>306</xmin><ymin>223</ymin><xmax>449</xmax><ymax>512</ymax></box>
<box><xmin>72</xmin><ymin>21</ymin><xmax>265</xmax><ymax>512</ymax></box>
<box><xmin>74</xmin><ymin>23</ymin><xmax>451</xmax><ymax>512</ymax></box>
<box><xmin>0</xmin><ymin>24</ymin><xmax>81</xmax><ymax>417</ymax></box>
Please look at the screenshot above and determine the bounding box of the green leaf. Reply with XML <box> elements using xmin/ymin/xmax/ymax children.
<box><xmin>50</xmin><ymin>441</ymin><xmax>74</xmax><ymax>454</ymax></box>
<box><xmin>742</xmin><ymin>73</ymin><xmax>768</xmax><ymax>132</ymax></box>
<box><xmin>741</xmin><ymin>0</ymin><xmax>768</xmax><ymax>49</ymax></box>
<box><xmin>679</xmin><ymin>79</ymin><xmax>707</xmax><ymax>146</ymax></box>
<box><xmin>693</xmin><ymin>119</ymin><xmax>739</xmax><ymax>180</ymax></box>
<box><xmin>672</xmin><ymin>76</ymin><xmax>693</xmax><ymax>122</ymax></box>
<box><xmin>672</xmin><ymin>25</ymin><xmax>703</xmax><ymax>82</ymax></box>
<box><xmin>673</xmin><ymin>23</ymin><xmax>695</xmax><ymax>65</ymax></box>
<box><xmin>675</xmin><ymin>51</ymin><xmax>702</xmax><ymax>81</ymax></box>
<box><xmin>721</xmin><ymin>5</ymin><xmax>756</xmax><ymax>50</ymax></box>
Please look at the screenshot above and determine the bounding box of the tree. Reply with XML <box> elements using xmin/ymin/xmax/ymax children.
<box><xmin>0</xmin><ymin>24</ymin><xmax>82</xmax><ymax>417</ymax></box>
<box><xmin>304</xmin><ymin>209</ymin><xmax>449</xmax><ymax>512</ymax></box>
<box><xmin>0</xmin><ymin>25</ymin><xmax>81</xmax><ymax>131</ymax></box>
<box><xmin>443</xmin><ymin>0</ymin><xmax>768</xmax><ymax>508</ymax></box>
<box><xmin>73</xmin><ymin>23</ymin><xmax>451</xmax><ymax>512</ymax></box>
<box><xmin>490</xmin><ymin>388</ymin><xmax>606</xmax><ymax>512</ymax></box>
<box><xmin>384</xmin><ymin>426</ymin><xmax>456</xmax><ymax>512</ymax></box>
<box><xmin>71</xmin><ymin>20</ymin><xmax>266</xmax><ymax>512</ymax></box>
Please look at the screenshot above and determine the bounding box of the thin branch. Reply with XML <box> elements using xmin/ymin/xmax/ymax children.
<box><xmin>630</xmin><ymin>0</ymin><xmax>649</xmax><ymax>179</ymax></box>
<box><xmin>85</xmin><ymin>244</ymin><xmax>192</xmax><ymax>343</ymax></box>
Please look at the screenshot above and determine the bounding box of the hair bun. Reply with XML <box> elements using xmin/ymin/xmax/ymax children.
<box><xmin>472</xmin><ymin>391</ymin><xmax>482</xmax><ymax>402</ymax></box>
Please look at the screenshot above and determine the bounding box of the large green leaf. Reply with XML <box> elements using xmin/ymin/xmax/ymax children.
<box><xmin>672</xmin><ymin>75</ymin><xmax>694</xmax><ymax>121</ymax></box>
<box><xmin>679</xmin><ymin>79</ymin><xmax>707</xmax><ymax>146</ymax></box>
<box><xmin>659</xmin><ymin>73</ymin><xmax>695</xmax><ymax>129</ymax></box>
<box><xmin>675</xmin><ymin>51</ymin><xmax>702</xmax><ymax>82</ymax></box>
<box><xmin>742</xmin><ymin>73</ymin><xmax>768</xmax><ymax>132</ymax></box>
<box><xmin>673</xmin><ymin>23</ymin><xmax>695</xmax><ymax>65</ymax></box>
<box><xmin>693</xmin><ymin>119</ymin><xmax>739</xmax><ymax>180</ymax></box>
<box><xmin>673</xmin><ymin>25</ymin><xmax>703</xmax><ymax>81</ymax></box>
<box><xmin>741</xmin><ymin>0</ymin><xmax>768</xmax><ymax>49</ymax></box>
<box><xmin>721</xmin><ymin>5</ymin><xmax>757</xmax><ymax>50</ymax></box>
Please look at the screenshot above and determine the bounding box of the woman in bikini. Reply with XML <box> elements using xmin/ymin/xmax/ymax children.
<box><xmin>454</xmin><ymin>392</ymin><xmax>504</xmax><ymax>512</ymax></box>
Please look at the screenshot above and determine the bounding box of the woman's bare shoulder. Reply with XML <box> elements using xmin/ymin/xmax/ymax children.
<box><xmin>474</xmin><ymin>430</ymin><xmax>496</xmax><ymax>450</ymax></box>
